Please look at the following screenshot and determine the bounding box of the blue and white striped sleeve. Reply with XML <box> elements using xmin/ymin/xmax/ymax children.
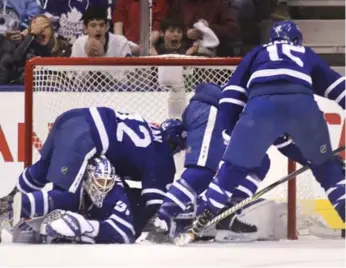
<box><xmin>219</xmin><ymin>84</ymin><xmax>248</xmax><ymax>135</ymax></box>
<box><xmin>141</xmin><ymin>161</ymin><xmax>175</xmax><ymax>217</ymax></box>
<box><xmin>17</xmin><ymin>164</ymin><xmax>47</xmax><ymax>194</ymax></box>
<box><xmin>219</xmin><ymin>48</ymin><xmax>260</xmax><ymax>134</ymax></box>
<box><xmin>96</xmin><ymin>185</ymin><xmax>136</xmax><ymax>244</ymax></box>
<box><xmin>309</xmin><ymin>48</ymin><xmax>345</xmax><ymax>109</ymax></box>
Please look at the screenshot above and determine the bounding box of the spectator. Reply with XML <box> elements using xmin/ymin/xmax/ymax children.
<box><xmin>113</xmin><ymin>0</ymin><xmax>167</xmax><ymax>55</ymax></box>
<box><xmin>41</xmin><ymin>0</ymin><xmax>111</xmax><ymax>45</ymax></box>
<box><xmin>0</xmin><ymin>34</ymin><xmax>15</xmax><ymax>84</ymax></box>
<box><xmin>155</xmin><ymin>18</ymin><xmax>216</xmax><ymax>56</ymax></box>
<box><xmin>0</xmin><ymin>0</ymin><xmax>41</xmax><ymax>34</ymax></box>
<box><xmin>168</xmin><ymin>0</ymin><xmax>240</xmax><ymax>56</ymax></box>
<box><xmin>13</xmin><ymin>14</ymin><xmax>54</xmax><ymax>84</ymax></box>
<box><xmin>71</xmin><ymin>6</ymin><xmax>131</xmax><ymax>57</ymax></box>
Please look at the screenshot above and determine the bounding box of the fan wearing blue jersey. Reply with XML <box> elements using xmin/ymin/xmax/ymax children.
<box><xmin>9</xmin><ymin>107</ymin><xmax>178</xmax><ymax>227</ymax></box>
<box><xmin>186</xmin><ymin>20</ymin><xmax>345</xmax><ymax>237</ymax></box>
<box><xmin>145</xmin><ymin>83</ymin><xmax>270</xmax><ymax>243</ymax></box>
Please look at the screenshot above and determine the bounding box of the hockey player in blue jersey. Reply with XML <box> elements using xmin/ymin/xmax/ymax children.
<box><xmin>8</xmin><ymin>155</ymin><xmax>143</xmax><ymax>244</ymax></box>
<box><xmin>10</xmin><ymin>107</ymin><xmax>180</xmax><ymax>228</ymax></box>
<box><xmin>181</xmin><ymin>20</ymin><xmax>345</xmax><ymax>241</ymax></box>
<box><xmin>41</xmin><ymin>155</ymin><xmax>140</xmax><ymax>244</ymax></box>
<box><xmin>145</xmin><ymin>81</ymin><xmax>342</xmax><ymax>244</ymax></box>
<box><xmin>145</xmin><ymin>83</ymin><xmax>270</xmax><ymax>243</ymax></box>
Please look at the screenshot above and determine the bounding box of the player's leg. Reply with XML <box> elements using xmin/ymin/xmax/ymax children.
<box><xmin>146</xmin><ymin>101</ymin><xmax>224</xmax><ymax>242</ymax></box>
<box><xmin>45</xmin><ymin>115</ymin><xmax>97</xmax><ymax>193</ymax></box>
<box><xmin>159</xmin><ymin>101</ymin><xmax>224</xmax><ymax>220</ymax></box>
<box><xmin>201</xmin><ymin>96</ymin><xmax>284</xmax><ymax>217</ymax></box>
<box><xmin>205</xmin><ymin>155</ymin><xmax>271</xmax><ymax>242</ymax></box>
<box><xmin>286</xmin><ymin>94</ymin><xmax>345</xmax><ymax>222</ymax></box>
<box><xmin>16</xmin><ymin>109</ymin><xmax>84</xmax><ymax>195</ymax></box>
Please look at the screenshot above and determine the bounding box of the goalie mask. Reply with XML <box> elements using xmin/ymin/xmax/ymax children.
<box><xmin>85</xmin><ymin>155</ymin><xmax>117</xmax><ymax>208</ymax></box>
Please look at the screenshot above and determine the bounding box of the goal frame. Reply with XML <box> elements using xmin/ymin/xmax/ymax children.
<box><xmin>24</xmin><ymin>56</ymin><xmax>297</xmax><ymax>240</ymax></box>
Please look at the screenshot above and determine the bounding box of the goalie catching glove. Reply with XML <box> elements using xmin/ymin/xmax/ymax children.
<box><xmin>42</xmin><ymin>210</ymin><xmax>99</xmax><ymax>244</ymax></box>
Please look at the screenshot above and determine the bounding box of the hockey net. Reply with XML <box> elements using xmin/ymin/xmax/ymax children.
<box><xmin>24</xmin><ymin>55</ymin><xmax>330</xmax><ymax>240</ymax></box>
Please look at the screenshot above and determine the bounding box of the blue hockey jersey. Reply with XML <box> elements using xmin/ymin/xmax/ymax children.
<box><xmin>42</xmin><ymin>0</ymin><xmax>110</xmax><ymax>43</ymax></box>
<box><xmin>18</xmin><ymin>107</ymin><xmax>176</xmax><ymax>218</ymax></box>
<box><xmin>220</xmin><ymin>40</ymin><xmax>345</xmax><ymax>135</ymax></box>
<box><xmin>82</xmin><ymin>181</ymin><xmax>138</xmax><ymax>244</ymax></box>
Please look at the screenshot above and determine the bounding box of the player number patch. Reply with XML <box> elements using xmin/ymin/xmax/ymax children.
<box><xmin>267</xmin><ymin>44</ymin><xmax>305</xmax><ymax>67</ymax></box>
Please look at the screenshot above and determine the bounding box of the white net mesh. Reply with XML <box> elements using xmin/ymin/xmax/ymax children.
<box><xmin>27</xmin><ymin>55</ymin><xmax>325</xmax><ymax>238</ymax></box>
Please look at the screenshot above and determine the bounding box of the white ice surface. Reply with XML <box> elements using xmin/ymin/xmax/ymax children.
<box><xmin>0</xmin><ymin>238</ymin><xmax>344</xmax><ymax>268</ymax></box>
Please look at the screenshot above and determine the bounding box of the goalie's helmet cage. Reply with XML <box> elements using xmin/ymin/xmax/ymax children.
<box><xmin>85</xmin><ymin>155</ymin><xmax>117</xmax><ymax>208</ymax></box>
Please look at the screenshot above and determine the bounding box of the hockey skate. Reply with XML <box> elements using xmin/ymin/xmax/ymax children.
<box><xmin>214</xmin><ymin>213</ymin><xmax>258</xmax><ymax>242</ymax></box>
<box><xmin>175</xmin><ymin>209</ymin><xmax>215</xmax><ymax>246</ymax></box>
<box><xmin>146</xmin><ymin>216</ymin><xmax>175</xmax><ymax>244</ymax></box>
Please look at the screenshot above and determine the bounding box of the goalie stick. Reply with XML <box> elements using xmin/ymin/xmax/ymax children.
<box><xmin>175</xmin><ymin>145</ymin><xmax>345</xmax><ymax>246</ymax></box>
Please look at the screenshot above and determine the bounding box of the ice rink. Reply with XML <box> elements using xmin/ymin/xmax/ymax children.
<box><xmin>0</xmin><ymin>238</ymin><xmax>344</xmax><ymax>268</ymax></box>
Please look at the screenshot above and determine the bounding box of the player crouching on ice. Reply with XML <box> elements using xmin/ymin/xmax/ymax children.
<box><xmin>1</xmin><ymin>155</ymin><xmax>143</xmax><ymax>244</ymax></box>
<box><xmin>0</xmin><ymin>106</ymin><xmax>185</xmax><ymax>243</ymax></box>
<box><xmin>176</xmin><ymin>21</ymin><xmax>345</xmax><ymax>245</ymax></box>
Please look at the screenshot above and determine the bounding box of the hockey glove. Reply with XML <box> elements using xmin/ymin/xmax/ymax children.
<box><xmin>43</xmin><ymin>210</ymin><xmax>99</xmax><ymax>244</ymax></box>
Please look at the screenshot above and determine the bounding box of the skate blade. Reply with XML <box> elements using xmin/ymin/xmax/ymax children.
<box><xmin>214</xmin><ymin>230</ymin><xmax>257</xmax><ymax>243</ymax></box>
<box><xmin>174</xmin><ymin>232</ymin><xmax>196</xmax><ymax>246</ymax></box>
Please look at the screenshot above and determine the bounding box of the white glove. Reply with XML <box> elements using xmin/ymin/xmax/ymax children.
<box><xmin>43</xmin><ymin>210</ymin><xmax>99</xmax><ymax>244</ymax></box>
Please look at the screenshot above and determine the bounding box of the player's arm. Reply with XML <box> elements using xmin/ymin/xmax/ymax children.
<box><xmin>42</xmin><ymin>184</ymin><xmax>136</xmax><ymax>244</ymax></box>
<box><xmin>141</xmin><ymin>161</ymin><xmax>175</xmax><ymax>218</ymax></box>
<box><xmin>16</xmin><ymin>160</ymin><xmax>48</xmax><ymax>194</ymax></box>
<box><xmin>309</xmin><ymin>47</ymin><xmax>345</xmax><ymax>109</ymax></box>
<box><xmin>12</xmin><ymin>186</ymin><xmax>82</xmax><ymax>226</ymax></box>
<box><xmin>95</xmin><ymin>196</ymin><xmax>136</xmax><ymax>243</ymax></box>
<box><xmin>219</xmin><ymin>48</ymin><xmax>260</xmax><ymax>134</ymax></box>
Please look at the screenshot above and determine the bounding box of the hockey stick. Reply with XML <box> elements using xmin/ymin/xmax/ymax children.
<box><xmin>175</xmin><ymin>145</ymin><xmax>345</xmax><ymax>245</ymax></box>
<box><xmin>206</xmin><ymin>145</ymin><xmax>345</xmax><ymax>229</ymax></box>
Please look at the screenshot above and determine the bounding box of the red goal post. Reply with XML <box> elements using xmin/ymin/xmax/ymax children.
<box><xmin>24</xmin><ymin>56</ymin><xmax>297</xmax><ymax>240</ymax></box>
